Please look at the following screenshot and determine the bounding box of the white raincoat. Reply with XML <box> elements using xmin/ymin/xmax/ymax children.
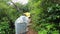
<box><xmin>15</xmin><ymin>15</ymin><xmax>30</xmax><ymax>34</ymax></box>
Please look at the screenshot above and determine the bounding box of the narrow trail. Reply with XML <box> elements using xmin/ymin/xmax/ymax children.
<box><xmin>26</xmin><ymin>27</ymin><xmax>38</xmax><ymax>34</ymax></box>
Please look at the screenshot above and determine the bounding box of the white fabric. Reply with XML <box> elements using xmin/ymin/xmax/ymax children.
<box><xmin>15</xmin><ymin>16</ymin><xmax>29</xmax><ymax>23</ymax></box>
<box><xmin>15</xmin><ymin>15</ymin><xmax>30</xmax><ymax>34</ymax></box>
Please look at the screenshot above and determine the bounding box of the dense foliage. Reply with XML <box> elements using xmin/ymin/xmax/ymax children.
<box><xmin>0</xmin><ymin>0</ymin><xmax>60</xmax><ymax>34</ymax></box>
<box><xmin>28</xmin><ymin>0</ymin><xmax>60</xmax><ymax>34</ymax></box>
<box><xmin>0</xmin><ymin>0</ymin><xmax>21</xmax><ymax>34</ymax></box>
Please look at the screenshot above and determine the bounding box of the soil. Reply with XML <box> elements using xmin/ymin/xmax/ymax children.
<box><xmin>26</xmin><ymin>27</ymin><xmax>38</xmax><ymax>34</ymax></box>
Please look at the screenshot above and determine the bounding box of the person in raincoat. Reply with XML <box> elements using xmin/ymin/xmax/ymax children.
<box><xmin>15</xmin><ymin>12</ymin><xmax>31</xmax><ymax>34</ymax></box>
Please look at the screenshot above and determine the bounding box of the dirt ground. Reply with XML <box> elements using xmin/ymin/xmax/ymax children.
<box><xmin>26</xmin><ymin>27</ymin><xmax>38</xmax><ymax>34</ymax></box>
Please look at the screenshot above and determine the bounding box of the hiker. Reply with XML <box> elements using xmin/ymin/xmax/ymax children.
<box><xmin>15</xmin><ymin>12</ymin><xmax>31</xmax><ymax>34</ymax></box>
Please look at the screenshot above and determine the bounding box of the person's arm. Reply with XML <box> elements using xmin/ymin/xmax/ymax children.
<box><xmin>27</xmin><ymin>17</ymin><xmax>32</xmax><ymax>27</ymax></box>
